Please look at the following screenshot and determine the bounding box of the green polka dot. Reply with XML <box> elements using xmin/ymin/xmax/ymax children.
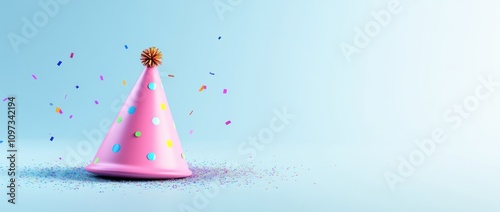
<box><xmin>93</xmin><ymin>157</ymin><xmax>100</xmax><ymax>164</ymax></box>
<box><xmin>117</xmin><ymin>116</ymin><xmax>122</xmax><ymax>123</ymax></box>
<box><xmin>134</xmin><ymin>131</ymin><xmax>141</xmax><ymax>137</ymax></box>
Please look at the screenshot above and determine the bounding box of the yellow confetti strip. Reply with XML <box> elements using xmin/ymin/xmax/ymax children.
<box><xmin>122</xmin><ymin>80</ymin><xmax>126</xmax><ymax>86</ymax></box>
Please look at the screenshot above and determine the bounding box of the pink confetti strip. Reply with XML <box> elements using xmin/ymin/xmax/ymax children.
<box><xmin>32</xmin><ymin>74</ymin><xmax>37</xmax><ymax>80</ymax></box>
<box><xmin>59</xmin><ymin>109</ymin><xmax>63</xmax><ymax>114</ymax></box>
<box><xmin>225</xmin><ymin>120</ymin><xmax>231</xmax><ymax>125</ymax></box>
<box><xmin>94</xmin><ymin>100</ymin><xmax>99</xmax><ymax>105</ymax></box>
<box><xmin>70</xmin><ymin>52</ymin><xmax>74</xmax><ymax>58</ymax></box>
<box><xmin>100</xmin><ymin>75</ymin><xmax>104</xmax><ymax>80</ymax></box>
<box><xmin>189</xmin><ymin>130</ymin><xmax>193</xmax><ymax>134</ymax></box>
<box><xmin>223</xmin><ymin>89</ymin><xmax>227</xmax><ymax>94</ymax></box>
<box><xmin>203</xmin><ymin>85</ymin><xmax>207</xmax><ymax>89</ymax></box>
<box><xmin>69</xmin><ymin>115</ymin><xmax>73</xmax><ymax>119</ymax></box>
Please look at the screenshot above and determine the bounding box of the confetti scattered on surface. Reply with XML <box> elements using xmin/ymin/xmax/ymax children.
<box><xmin>64</xmin><ymin>94</ymin><xmax>67</xmax><ymax>99</ymax></box>
<box><xmin>204</xmin><ymin>85</ymin><xmax>207</xmax><ymax>89</ymax></box>
<box><xmin>122</xmin><ymin>80</ymin><xmax>126</xmax><ymax>86</ymax></box>
<box><xmin>70</xmin><ymin>52</ymin><xmax>74</xmax><ymax>58</ymax></box>
<box><xmin>69</xmin><ymin>115</ymin><xmax>73</xmax><ymax>119</ymax></box>
<box><xmin>32</xmin><ymin>74</ymin><xmax>37</xmax><ymax>80</ymax></box>
<box><xmin>218</xmin><ymin>36</ymin><xmax>221</xmax><ymax>40</ymax></box>
<box><xmin>57</xmin><ymin>61</ymin><xmax>62</xmax><ymax>66</ymax></box>
<box><xmin>17</xmin><ymin>161</ymin><xmax>299</xmax><ymax>192</ymax></box>
<box><xmin>168</xmin><ymin>74</ymin><xmax>174</xmax><ymax>77</ymax></box>
<box><xmin>50</xmin><ymin>136</ymin><xmax>54</xmax><ymax>141</ymax></box>
<box><xmin>209</xmin><ymin>72</ymin><xmax>215</xmax><ymax>75</ymax></box>
<box><xmin>125</xmin><ymin>45</ymin><xmax>128</xmax><ymax>49</ymax></box>
<box><xmin>189</xmin><ymin>130</ymin><xmax>193</xmax><ymax>134</ymax></box>
<box><xmin>100</xmin><ymin>75</ymin><xmax>104</xmax><ymax>80</ymax></box>
<box><xmin>2</xmin><ymin>97</ymin><xmax>7</xmax><ymax>102</ymax></box>
<box><xmin>189</xmin><ymin>110</ymin><xmax>193</xmax><ymax>116</ymax></box>
<box><xmin>76</xmin><ymin>85</ymin><xmax>79</xmax><ymax>89</ymax></box>
<box><xmin>225</xmin><ymin>120</ymin><xmax>231</xmax><ymax>125</ymax></box>
<box><xmin>94</xmin><ymin>100</ymin><xmax>99</xmax><ymax>105</ymax></box>
<box><xmin>223</xmin><ymin>89</ymin><xmax>227</xmax><ymax>94</ymax></box>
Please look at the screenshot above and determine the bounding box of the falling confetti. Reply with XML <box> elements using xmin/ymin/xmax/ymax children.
<box><xmin>94</xmin><ymin>100</ymin><xmax>99</xmax><ymax>105</ymax></box>
<box><xmin>122</xmin><ymin>80</ymin><xmax>126</xmax><ymax>86</ymax></box>
<box><xmin>223</xmin><ymin>89</ymin><xmax>227</xmax><ymax>94</ymax></box>
<box><xmin>0</xmin><ymin>140</ymin><xmax>3</xmax><ymax>144</ymax></box>
<box><xmin>209</xmin><ymin>72</ymin><xmax>215</xmax><ymax>75</ymax></box>
<box><xmin>55</xmin><ymin>107</ymin><xmax>61</xmax><ymax>113</ymax></box>
<box><xmin>124</xmin><ymin>45</ymin><xmax>128</xmax><ymax>49</ymax></box>
<box><xmin>189</xmin><ymin>130</ymin><xmax>193</xmax><ymax>134</ymax></box>
<box><xmin>218</xmin><ymin>36</ymin><xmax>221</xmax><ymax>40</ymax></box>
<box><xmin>225</xmin><ymin>120</ymin><xmax>231</xmax><ymax>125</ymax></box>
<box><xmin>70</xmin><ymin>52</ymin><xmax>74</xmax><ymax>58</ymax></box>
<box><xmin>57</xmin><ymin>61</ymin><xmax>62</xmax><ymax>66</ymax></box>
<box><xmin>32</xmin><ymin>74</ymin><xmax>37</xmax><ymax>80</ymax></box>
<box><xmin>198</xmin><ymin>85</ymin><xmax>205</xmax><ymax>92</ymax></box>
<box><xmin>59</xmin><ymin>109</ymin><xmax>63</xmax><ymax>114</ymax></box>
<box><xmin>50</xmin><ymin>136</ymin><xmax>54</xmax><ymax>141</ymax></box>
<box><xmin>75</xmin><ymin>85</ymin><xmax>79</xmax><ymax>89</ymax></box>
<box><xmin>100</xmin><ymin>75</ymin><xmax>104</xmax><ymax>80</ymax></box>
<box><xmin>49</xmin><ymin>103</ymin><xmax>53</xmax><ymax>106</ymax></box>
<box><xmin>189</xmin><ymin>110</ymin><xmax>193</xmax><ymax>116</ymax></box>
<box><xmin>168</xmin><ymin>74</ymin><xmax>174</xmax><ymax>78</ymax></box>
<box><xmin>2</xmin><ymin>97</ymin><xmax>7</xmax><ymax>102</ymax></box>
<box><xmin>64</xmin><ymin>94</ymin><xmax>67</xmax><ymax>99</ymax></box>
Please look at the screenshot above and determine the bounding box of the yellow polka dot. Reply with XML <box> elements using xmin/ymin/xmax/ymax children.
<box><xmin>161</xmin><ymin>103</ymin><xmax>166</xmax><ymax>110</ymax></box>
<box><xmin>166</xmin><ymin>139</ymin><xmax>173</xmax><ymax>148</ymax></box>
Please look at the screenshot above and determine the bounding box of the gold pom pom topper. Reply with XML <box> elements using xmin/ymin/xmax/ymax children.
<box><xmin>141</xmin><ymin>47</ymin><xmax>163</xmax><ymax>67</ymax></box>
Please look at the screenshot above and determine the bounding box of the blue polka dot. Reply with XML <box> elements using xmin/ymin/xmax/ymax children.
<box><xmin>147</xmin><ymin>152</ymin><xmax>156</xmax><ymax>161</ymax></box>
<box><xmin>128</xmin><ymin>106</ymin><xmax>136</xmax><ymax>114</ymax></box>
<box><xmin>152</xmin><ymin>117</ymin><xmax>160</xmax><ymax>125</ymax></box>
<box><xmin>148</xmin><ymin>82</ymin><xmax>156</xmax><ymax>90</ymax></box>
<box><xmin>112</xmin><ymin>144</ymin><xmax>121</xmax><ymax>153</ymax></box>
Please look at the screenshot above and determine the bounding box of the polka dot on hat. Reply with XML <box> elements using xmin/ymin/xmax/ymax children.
<box><xmin>160</xmin><ymin>103</ymin><xmax>166</xmax><ymax>110</ymax></box>
<box><xmin>166</xmin><ymin>139</ymin><xmax>173</xmax><ymax>148</ymax></box>
<box><xmin>93</xmin><ymin>157</ymin><xmax>100</xmax><ymax>164</ymax></box>
<box><xmin>152</xmin><ymin>117</ymin><xmax>160</xmax><ymax>125</ymax></box>
<box><xmin>128</xmin><ymin>106</ymin><xmax>136</xmax><ymax>114</ymax></box>
<box><xmin>117</xmin><ymin>116</ymin><xmax>123</xmax><ymax>124</ymax></box>
<box><xmin>147</xmin><ymin>152</ymin><xmax>156</xmax><ymax>161</ymax></box>
<box><xmin>112</xmin><ymin>144</ymin><xmax>121</xmax><ymax>153</ymax></box>
<box><xmin>148</xmin><ymin>82</ymin><xmax>156</xmax><ymax>90</ymax></box>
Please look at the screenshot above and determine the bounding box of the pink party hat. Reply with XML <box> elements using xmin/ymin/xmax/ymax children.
<box><xmin>85</xmin><ymin>47</ymin><xmax>192</xmax><ymax>179</ymax></box>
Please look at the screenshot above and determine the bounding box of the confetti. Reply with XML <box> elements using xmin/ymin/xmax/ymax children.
<box><xmin>225</xmin><ymin>120</ymin><xmax>231</xmax><ymax>125</ymax></box>
<box><xmin>122</xmin><ymin>80</ymin><xmax>126</xmax><ymax>86</ymax></box>
<box><xmin>49</xmin><ymin>103</ymin><xmax>53</xmax><ymax>106</ymax></box>
<box><xmin>189</xmin><ymin>130</ymin><xmax>193</xmax><ymax>134</ymax></box>
<box><xmin>94</xmin><ymin>100</ymin><xmax>99</xmax><ymax>105</ymax></box>
<box><xmin>125</xmin><ymin>45</ymin><xmax>128</xmax><ymax>49</ymax></box>
<box><xmin>57</xmin><ymin>61</ymin><xmax>62</xmax><ymax>66</ymax></box>
<box><xmin>198</xmin><ymin>85</ymin><xmax>205</xmax><ymax>92</ymax></box>
<box><xmin>59</xmin><ymin>157</ymin><xmax>62</xmax><ymax>160</ymax></box>
<box><xmin>55</xmin><ymin>107</ymin><xmax>61</xmax><ymax>113</ymax></box>
<box><xmin>218</xmin><ymin>36</ymin><xmax>221</xmax><ymax>40</ymax></box>
<box><xmin>0</xmin><ymin>140</ymin><xmax>3</xmax><ymax>144</ymax></box>
<box><xmin>204</xmin><ymin>85</ymin><xmax>207</xmax><ymax>89</ymax></box>
<box><xmin>189</xmin><ymin>110</ymin><xmax>193</xmax><ymax>116</ymax></box>
<box><xmin>2</xmin><ymin>98</ymin><xmax>7</xmax><ymax>102</ymax></box>
<box><xmin>209</xmin><ymin>72</ymin><xmax>215</xmax><ymax>75</ymax></box>
<box><xmin>50</xmin><ymin>136</ymin><xmax>54</xmax><ymax>141</ymax></box>
<box><xmin>168</xmin><ymin>74</ymin><xmax>174</xmax><ymax>78</ymax></box>
<box><xmin>32</xmin><ymin>74</ymin><xmax>38</xmax><ymax>80</ymax></box>
<box><xmin>223</xmin><ymin>89</ymin><xmax>227</xmax><ymax>94</ymax></box>
<box><xmin>75</xmin><ymin>85</ymin><xmax>79</xmax><ymax>89</ymax></box>
<box><xmin>69</xmin><ymin>115</ymin><xmax>73</xmax><ymax>119</ymax></box>
<box><xmin>100</xmin><ymin>75</ymin><xmax>104</xmax><ymax>80</ymax></box>
<box><xmin>70</xmin><ymin>52</ymin><xmax>74</xmax><ymax>58</ymax></box>
<box><xmin>64</xmin><ymin>94</ymin><xmax>67</xmax><ymax>99</ymax></box>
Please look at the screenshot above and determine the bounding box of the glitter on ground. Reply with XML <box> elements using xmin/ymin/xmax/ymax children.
<box><xmin>17</xmin><ymin>161</ymin><xmax>298</xmax><ymax>192</ymax></box>
<box><xmin>100</xmin><ymin>75</ymin><xmax>104</xmax><ymax>80</ymax></box>
<box><xmin>70</xmin><ymin>52</ymin><xmax>74</xmax><ymax>58</ymax></box>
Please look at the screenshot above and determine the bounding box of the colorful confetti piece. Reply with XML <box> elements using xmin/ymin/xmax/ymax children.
<box><xmin>64</xmin><ymin>94</ymin><xmax>67</xmax><ymax>99</ymax></box>
<box><xmin>198</xmin><ymin>85</ymin><xmax>205</xmax><ymax>92</ymax></box>
<box><xmin>189</xmin><ymin>110</ymin><xmax>193</xmax><ymax>116</ymax></box>
<box><xmin>122</xmin><ymin>80</ymin><xmax>126</xmax><ymax>86</ymax></box>
<box><xmin>223</xmin><ymin>89</ymin><xmax>227</xmax><ymax>94</ymax></box>
<box><xmin>168</xmin><ymin>74</ymin><xmax>174</xmax><ymax>77</ymax></box>
<box><xmin>55</xmin><ymin>107</ymin><xmax>61</xmax><ymax>113</ymax></box>
<box><xmin>209</xmin><ymin>72</ymin><xmax>215</xmax><ymax>75</ymax></box>
<box><xmin>57</xmin><ymin>61</ymin><xmax>62</xmax><ymax>66</ymax></box>
<box><xmin>125</xmin><ymin>45</ymin><xmax>128</xmax><ymax>49</ymax></box>
<box><xmin>225</xmin><ymin>120</ymin><xmax>231</xmax><ymax>125</ymax></box>
<box><xmin>0</xmin><ymin>140</ymin><xmax>3</xmax><ymax>144</ymax></box>
<box><xmin>59</xmin><ymin>109</ymin><xmax>63</xmax><ymax>114</ymax></box>
<box><xmin>2</xmin><ymin>98</ymin><xmax>7</xmax><ymax>102</ymax></box>
<box><xmin>94</xmin><ymin>100</ymin><xmax>99</xmax><ymax>105</ymax></box>
<box><xmin>218</xmin><ymin>36</ymin><xmax>221</xmax><ymax>40</ymax></box>
<box><xmin>100</xmin><ymin>75</ymin><xmax>104</xmax><ymax>80</ymax></box>
<box><xmin>204</xmin><ymin>85</ymin><xmax>207</xmax><ymax>89</ymax></box>
<box><xmin>75</xmin><ymin>85</ymin><xmax>79</xmax><ymax>89</ymax></box>
<box><xmin>69</xmin><ymin>115</ymin><xmax>73</xmax><ymax>119</ymax></box>
<box><xmin>50</xmin><ymin>136</ymin><xmax>54</xmax><ymax>141</ymax></box>
<box><xmin>32</xmin><ymin>74</ymin><xmax>37</xmax><ymax>80</ymax></box>
<box><xmin>70</xmin><ymin>52</ymin><xmax>74</xmax><ymax>58</ymax></box>
<box><xmin>189</xmin><ymin>130</ymin><xmax>193</xmax><ymax>134</ymax></box>
<box><xmin>49</xmin><ymin>103</ymin><xmax>53</xmax><ymax>106</ymax></box>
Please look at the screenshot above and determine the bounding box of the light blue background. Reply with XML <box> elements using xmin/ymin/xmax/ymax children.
<box><xmin>1</xmin><ymin>0</ymin><xmax>500</xmax><ymax>211</ymax></box>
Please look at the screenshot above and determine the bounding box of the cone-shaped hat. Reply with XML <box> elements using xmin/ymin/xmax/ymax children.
<box><xmin>85</xmin><ymin>47</ymin><xmax>192</xmax><ymax>179</ymax></box>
